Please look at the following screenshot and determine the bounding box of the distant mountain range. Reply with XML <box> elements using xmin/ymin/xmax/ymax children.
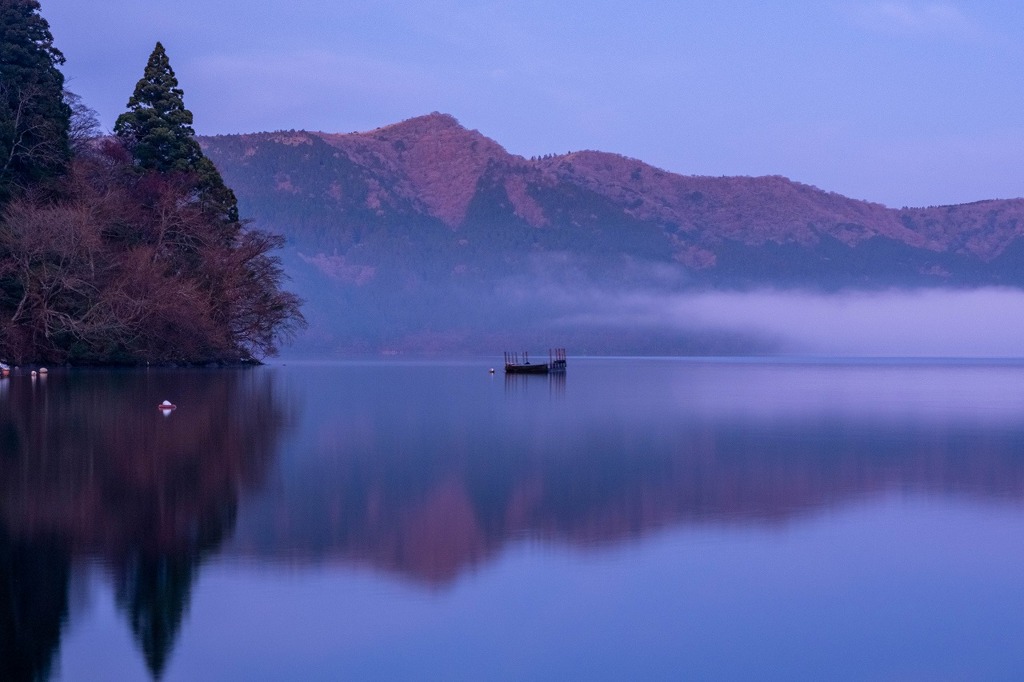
<box><xmin>200</xmin><ymin>113</ymin><xmax>1024</xmax><ymax>354</ymax></box>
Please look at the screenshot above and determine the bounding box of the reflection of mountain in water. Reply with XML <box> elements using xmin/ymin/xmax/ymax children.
<box><xmin>227</xmin><ymin>362</ymin><xmax>1024</xmax><ymax>587</ymax></box>
<box><xmin>7</xmin><ymin>362</ymin><xmax>1024</xmax><ymax>677</ymax></box>
<box><xmin>0</xmin><ymin>369</ymin><xmax>288</xmax><ymax>681</ymax></box>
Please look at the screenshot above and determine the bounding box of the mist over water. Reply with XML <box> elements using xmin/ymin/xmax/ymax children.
<box><xmin>553</xmin><ymin>287</ymin><xmax>1024</xmax><ymax>357</ymax></box>
<box><xmin>286</xmin><ymin>246</ymin><xmax>1024</xmax><ymax>356</ymax></box>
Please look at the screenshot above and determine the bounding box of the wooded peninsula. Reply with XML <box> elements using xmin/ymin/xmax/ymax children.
<box><xmin>0</xmin><ymin>0</ymin><xmax>304</xmax><ymax>365</ymax></box>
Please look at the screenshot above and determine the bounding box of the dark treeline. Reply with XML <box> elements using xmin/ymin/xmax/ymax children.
<box><xmin>0</xmin><ymin>1</ymin><xmax>303</xmax><ymax>364</ymax></box>
<box><xmin>0</xmin><ymin>368</ymin><xmax>287</xmax><ymax>678</ymax></box>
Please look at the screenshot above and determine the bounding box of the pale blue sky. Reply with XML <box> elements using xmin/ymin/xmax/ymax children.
<box><xmin>42</xmin><ymin>1</ymin><xmax>1024</xmax><ymax>207</ymax></box>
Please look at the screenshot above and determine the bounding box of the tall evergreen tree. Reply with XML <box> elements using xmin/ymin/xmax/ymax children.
<box><xmin>115</xmin><ymin>42</ymin><xmax>239</xmax><ymax>229</ymax></box>
<box><xmin>0</xmin><ymin>0</ymin><xmax>72</xmax><ymax>202</ymax></box>
<box><xmin>0</xmin><ymin>40</ymin><xmax>302</xmax><ymax>365</ymax></box>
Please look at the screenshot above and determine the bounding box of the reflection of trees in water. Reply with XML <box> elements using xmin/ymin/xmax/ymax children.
<box><xmin>0</xmin><ymin>369</ymin><xmax>287</xmax><ymax>680</ymax></box>
<box><xmin>115</xmin><ymin>552</ymin><xmax>212</xmax><ymax>680</ymax></box>
<box><xmin>112</xmin><ymin>499</ymin><xmax>239</xmax><ymax>679</ymax></box>
<box><xmin>0</xmin><ymin>530</ymin><xmax>69</xmax><ymax>682</ymax></box>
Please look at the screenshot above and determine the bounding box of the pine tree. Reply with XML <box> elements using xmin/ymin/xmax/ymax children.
<box><xmin>0</xmin><ymin>0</ymin><xmax>72</xmax><ymax>202</ymax></box>
<box><xmin>115</xmin><ymin>42</ymin><xmax>239</xmax><ymax>230</ymax></box>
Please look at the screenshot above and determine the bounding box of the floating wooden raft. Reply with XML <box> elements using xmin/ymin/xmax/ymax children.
<box><xmin>504</xmin><ymin>348</ymin><xmax>567</xmax><ymax>374</ymax></box>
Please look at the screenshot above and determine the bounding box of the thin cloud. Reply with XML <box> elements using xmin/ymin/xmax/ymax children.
<box><xmin>847</xmin><ymin>2</ymin><xmax>984</xmax><ymax>39</ymax></box>
<box><xmin>186</xmin><ymin>50</ymin><xmax>449</xmax><ymax>133</ymax></box>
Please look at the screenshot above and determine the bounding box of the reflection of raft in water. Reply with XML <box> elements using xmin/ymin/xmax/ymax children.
<box><xmin>503</xmin><ymin>349</ymin><xmax>567</xmax><ymax>374</ymax></box>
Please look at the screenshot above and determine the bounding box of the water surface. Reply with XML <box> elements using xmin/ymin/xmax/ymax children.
<box><xmin>2</xmin><ymin>358</ymin><xmax>1024</xmax><ymax>680</ymax></box>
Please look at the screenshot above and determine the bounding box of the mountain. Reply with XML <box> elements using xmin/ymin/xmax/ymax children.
<box><xmin>6</xmin><ymin>366</ymin><xmax>1024</xmax><ymax>589</ymax></box>
<box><xmin>199</xmin><ymin>113</ymin><xmax>1024</xmax><ymax>354</ymax></box>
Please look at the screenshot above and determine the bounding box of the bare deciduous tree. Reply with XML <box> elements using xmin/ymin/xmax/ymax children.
<box><xmin>0</xmin><ymin>142</ymin><xmax>305</xmax><ymax>364</ymax></box>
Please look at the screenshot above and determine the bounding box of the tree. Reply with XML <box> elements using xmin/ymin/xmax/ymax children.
<box><xmin>0</xmin><ymin>39</ymin><xmax>303</xmax><ymax>365</ymax></box>
<box><xmin>64</xmin><ymin>89</ymin><xmax>101</xmax><ymax>154</ymax></box>
<box><xmin>114</xmin><ymin>42</ymin><xmax>239</xmax><ymax>230</ymax></box>
<box><xmin>0</xmin><ymin>144</ymin><xmax>304</xmax><ymax>364</ymax></box>
<box><xmin>0</xmin><ymin>0</ymin><xmax>71</xmax><ymax>202</ymax></box>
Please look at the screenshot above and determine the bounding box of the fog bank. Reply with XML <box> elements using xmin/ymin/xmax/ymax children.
<box><xmin>556</xmin><ymin>287</ymin><xmax>1024</xmax><ymax>357</ymax></box>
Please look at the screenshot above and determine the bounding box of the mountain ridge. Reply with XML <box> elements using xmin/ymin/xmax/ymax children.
<box><xmin>204</xmin><ymin>112</ymin><xmax>1024</xmax><ymax>264</ymax></box>
<box><xmin>199</xmin><ymin>113</ymin><xmax>1024</xmax><ymax>352</ymax></box>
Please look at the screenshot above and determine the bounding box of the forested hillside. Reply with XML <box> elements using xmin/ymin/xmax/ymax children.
<box><xmin>0</xmin><ymin>1</ymin><xmax>302</xmax><ymax>364</ymax></box>
<box><xmin>201</xmin><ymin>113</ymin><xmax>1024</xmax><ymax>354</ymax></box>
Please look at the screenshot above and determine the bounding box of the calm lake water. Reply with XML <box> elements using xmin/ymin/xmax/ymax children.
<box><xmin>3</xmin><ymin>357</ymin><xmax>1024</xmax><ymax>680</ymax></box>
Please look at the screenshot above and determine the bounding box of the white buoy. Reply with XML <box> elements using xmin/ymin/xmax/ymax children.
<box><xmin>38</xmin><ymin>367</ymin><xmax>48</xmax><ymax>374</ymax></box>
<box><xmin>158</xmin><ymin>400</ymin><xmax>177</xmax><ymax>411</ymax></box>
<box><xmin>30</xmin><ymin>370</ymin><xmax>37</xmax><ymax>378</ymax></box>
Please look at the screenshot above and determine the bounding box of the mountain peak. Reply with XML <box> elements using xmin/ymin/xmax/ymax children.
<box><xmin>378</xmin><ymin>111</ymin><xmax>463</xmax><ymax>133</ymax></box>
<box><xmin>346</xmin><ymin>112</ymin><xmax>513</xmax><ymax>227</ymax></box>
<box><xmin>367</xmin><ymin>112</ymin><xmax>485</xmax><ymax>147</ymax></box>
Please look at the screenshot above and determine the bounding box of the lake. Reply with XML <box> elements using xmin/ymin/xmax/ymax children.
<box><xmin>3</xmin><ymin>357</ymin><xmax>1024</xmax><ymax>681</ymax></box>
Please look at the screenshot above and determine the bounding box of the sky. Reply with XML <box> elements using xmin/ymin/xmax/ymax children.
<box><xmin>41</xmin><ymin>1</ymin><xmax>1024</xmax><ymax>209</ymax></box>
